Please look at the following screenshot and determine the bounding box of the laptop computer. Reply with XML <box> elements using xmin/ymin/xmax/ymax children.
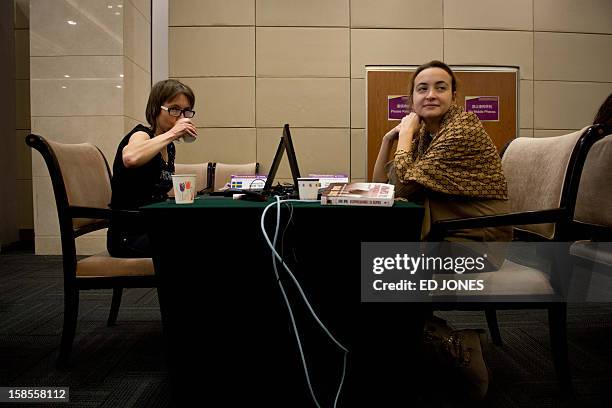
<box><xmin>208</xmin><ymin>124</ymin><xmax>301</xmax><ymax>199</ymax></box>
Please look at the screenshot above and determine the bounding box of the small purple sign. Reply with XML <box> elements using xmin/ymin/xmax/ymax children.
<box><xmin>465</xmin><ymin>96</ymin><xmax>499</xmax><ymax>121</ymax></box>
<box><xmin>388</xmin><ymin>95</ymin><xmax>410</xmax><ymax>120</ymax></box>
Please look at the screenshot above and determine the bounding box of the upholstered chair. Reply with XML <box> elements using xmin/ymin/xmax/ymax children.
<box><xmin>172</xmin><ymin>162</ymin><xmax>213</xmax><ymax>195</ymax></box>
<box><xmin>570</xmin><ymin>127</ymin><xmax>612</xmax><ymax>300</ymax></box>
<box><xmin>428</xmin><ymin>125</ymin><xmax>606</xmax><ymax>394</ymax></box>
<box><xmin>26</xmin><ymin>134</ymin><xmax>156</xmax><ymax>366</ymax></box>
<box><xmin>212</xmin><ymin>162</ymin><xmax>259</xmax><ymax>191</ymax></box>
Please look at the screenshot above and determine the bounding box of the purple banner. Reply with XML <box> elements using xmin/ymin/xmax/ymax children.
<box><xmin>465</xmin><ymin>96</ymin><xmax>499</xmax><ymax>121</ymax></box>
<box><xmin>388</xmin><ymin>95</ymin><xmax>410</xmax><ymax>120</ymax></box>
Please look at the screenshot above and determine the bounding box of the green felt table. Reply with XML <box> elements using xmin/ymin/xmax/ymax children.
<box><xmin>141</xmin><ymin>195</ymin><xmax>425</xmax><ymax>406</ymax></box>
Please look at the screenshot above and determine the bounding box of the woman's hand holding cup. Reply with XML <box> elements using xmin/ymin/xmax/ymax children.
<box><xmin>170</xmin><ymin>118</ymin><xmax>198</xmax><ymax>143</ymax></box>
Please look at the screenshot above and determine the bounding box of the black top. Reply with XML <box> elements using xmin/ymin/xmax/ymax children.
<box><xmin>109</xmin><ymin>124</ymin><xmax>175</xmax><ymax>234</ymax></box>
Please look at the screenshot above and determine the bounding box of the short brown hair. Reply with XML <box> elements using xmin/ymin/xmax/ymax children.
<box><xmin>408</xmin><ymin>60</ymin><xmax>458</xmax><ymax>102</ymax></box>
<box><xmin>145</xmin><ymin>79</ymin><xmax>195</xmax><ymax>132</ymax></box>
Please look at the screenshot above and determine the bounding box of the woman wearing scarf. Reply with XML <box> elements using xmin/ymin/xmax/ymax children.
<box><xmin>373</xmin><ymin>60</ymin><xmax>511</xmax><ymax>400</ymax></box>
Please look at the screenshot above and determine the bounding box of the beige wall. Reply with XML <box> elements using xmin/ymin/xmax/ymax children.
<box><xmin>21</xmin><ymin>0</ymin><xmax>612</xmax><ymax>254</ymax></box>
<box><xmin>169</xmin><ymin>0</ymin><xmax>612</xmax><ymax>182</ymax></box>
<box><xmin>29</xmin><ymin>0</ymin><xmax>151</xmax><ymax>254</ymax></box>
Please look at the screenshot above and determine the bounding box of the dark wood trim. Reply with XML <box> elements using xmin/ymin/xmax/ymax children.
<box><xmin>429</xmin><ymin>208</ymin><xmax>566</xmax><ymax>240</ymax></box>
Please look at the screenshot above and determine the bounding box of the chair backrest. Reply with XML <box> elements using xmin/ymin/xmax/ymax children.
<box><xmin>213</xmin><ymin>162</ymin><xmax>259</xmax><ymax>191</ymax></box>
<box><xmin>26</xmin><ymin>134</ymin><xmax>112</xmax><ymax>242</ymax></box>
<box><xmin>501</xmin><ymin>127</ymin><xmax>589</xmax><ymax>240</ymax></box>
<box><xmin>173</xmin><ymin>162</ymin><xmax>211</xmax><ymax>194</ymax></box>
<box><xmin>574</xmin><ymin>131</ymin><xmax>612</xmax><ymax>231</ymax></box>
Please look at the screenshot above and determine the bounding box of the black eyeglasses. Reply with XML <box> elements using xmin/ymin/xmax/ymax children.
<box><xmin>161</xmin><ymin>106</ymin><xmax>196</xmax><ymax>118</ymax></box>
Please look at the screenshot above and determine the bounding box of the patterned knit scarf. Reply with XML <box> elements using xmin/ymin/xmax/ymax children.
<box><xmin>394</xmin><ymin>104</ymin><xmax>508</xmax><ymax>199</ymax></box>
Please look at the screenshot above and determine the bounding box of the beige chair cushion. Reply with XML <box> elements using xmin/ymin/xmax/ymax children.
<box><xmin>574</xmin><ymin>135</ymin><xmax>612</xmax><ymax>228</ymax></box>
<box><xmin>76</xmin><ymin>251</ymin><xmax>154</xmax><ymax>277</ymax></box>
<box><xmin>501</xmin><ymin>127</ymin><xmax>588</xmax><ymax>239</ymax></box>
<box><xmin>172</xmin><ymin>163</ymin><xmax>210</xmax><ymax>196</ymax></box>
<box><xmin>432</xmin><ymin>259</ymin><xmax>554</xmax><ymax>297</ymax></box>
<box><xmin>48</xmin><ymin>140</ymin><xmax>112</xmax><ymax>230</ymax></box>
<box><xmin>570</xmin><ymin>241</ymin><xmax>612</xmax><ymax>267</ymax></box>
<box><xmin>214</xmin><ymin>162</ymin><xmax>258</xmax><ymax>191</ymax></box>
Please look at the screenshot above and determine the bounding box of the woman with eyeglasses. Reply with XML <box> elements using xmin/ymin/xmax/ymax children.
<box><xmin>107</xmin><ymin>79</ymin><xmax>197</xmax><ymax>258</ymax></box>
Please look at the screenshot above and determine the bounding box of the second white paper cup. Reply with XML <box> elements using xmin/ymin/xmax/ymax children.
<box><xmin>297</xmin><ymin>178</ymin><xmax>320</xmax><ymax>200</ymax></box>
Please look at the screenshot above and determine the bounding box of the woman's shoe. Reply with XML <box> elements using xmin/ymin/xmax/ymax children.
<box><xmin>448</xmin><ymin>329</ymin><xmax>489</xmax><ymax>400</ymax></box>
<box><xmin>423</xmin><ymin>317</ymin><xmax>489</xmax><ymax>400</ymax></box>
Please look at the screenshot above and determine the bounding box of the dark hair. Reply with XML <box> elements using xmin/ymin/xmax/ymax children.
<box><xmin>593</xmin><ymin>92</ymin><xmax>612</xmax><ymax>126</ymax></box>
<box><xmin>408</xmin><ymin>60</ymin><xmax>458</xmax><ymax>102</ymax></box>
<box><xmin>145</xmin><ymin>79</ymin><xmax>195</xmax><ymax>132</ymax></box>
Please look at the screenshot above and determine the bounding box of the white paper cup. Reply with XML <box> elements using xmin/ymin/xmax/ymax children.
<box><xmin>297</xmin><ymin>178</ymin><xmax>320</xmax><ymax>200</ymax></box>
<box><xmin>172</xmin><ymin>174</ymin><xmax>196</xmax><ymax>204</ymax></box>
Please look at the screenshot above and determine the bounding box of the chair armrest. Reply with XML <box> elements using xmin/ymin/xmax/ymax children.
<box><xmin>70</xmin><ymin>206</ymin><xmax>141</xmax><ymax>220</ymax></box>
<box><xmin>429</xmin><ymin>208</ymin><xmax>566</xmax><ymax>240</ymax></box>
<box><xmin>70</xmin><ymin>207</ymin><xmax>142</xmax><ymax>237</ymax></box>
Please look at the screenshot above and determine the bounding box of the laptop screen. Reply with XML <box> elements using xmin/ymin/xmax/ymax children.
<box><xmin>263</xmin><ymin>124</ymin><xmax>301</xmax><ymax>193</ymax></box>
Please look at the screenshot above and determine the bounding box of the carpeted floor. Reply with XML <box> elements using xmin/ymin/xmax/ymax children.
<box><xmin>0</xmin><ymin>253</ymin><xmax>168</xmax><ymax>408</ymax></box>
<box><xmin>1</xmin><ymin>251</ymin><xmax>612</xmax><ymax>407</ymax></box>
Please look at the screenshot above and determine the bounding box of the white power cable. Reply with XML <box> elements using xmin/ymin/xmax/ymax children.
<box><xmin>260</xmin><ymin>196</ymin><xmax>349</xmax><ymax>408</ymax></box>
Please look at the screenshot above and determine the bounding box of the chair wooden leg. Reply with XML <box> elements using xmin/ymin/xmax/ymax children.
<box><xmin>57</xmin><ymin>288</ymin><xmax>79</xmax><ymax>367</ymax></box>
<box><xmin>485</xmin><ymin>307</ymin><xmax>503</xmax><ymax>346</ymax></box>
<box><xmin>548</xmin><ymin>303</ymin><xmax>573</xmax><ymax>396</ymax></box>
<box><xmin>107</xmin><ymin>287</ymin><xmax>123</xmax><ymax>326</ymax></box>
